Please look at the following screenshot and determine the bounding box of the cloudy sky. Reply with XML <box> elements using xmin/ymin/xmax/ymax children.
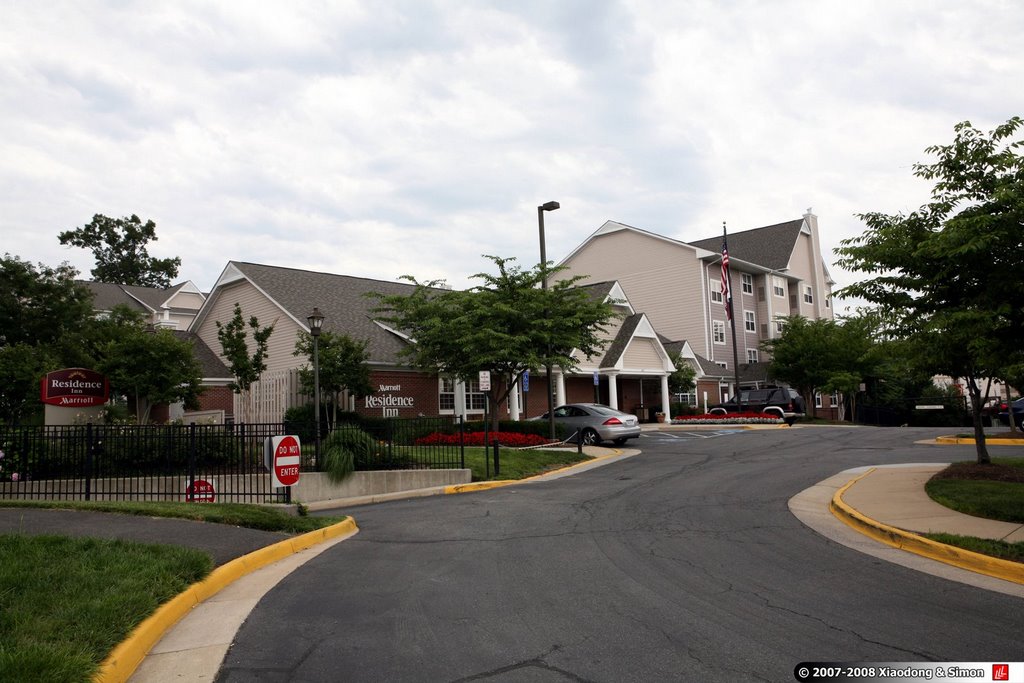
<box><xmin>2</xmin><ymin>1</ymin><xmax>1022</xmax><ymax>312</ymax></box>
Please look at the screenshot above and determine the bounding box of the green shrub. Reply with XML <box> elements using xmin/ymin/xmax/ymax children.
<box><xmin>321</xmin><ymin>427</ymin><xmax>381</xmax><ymax>482</ymax></box>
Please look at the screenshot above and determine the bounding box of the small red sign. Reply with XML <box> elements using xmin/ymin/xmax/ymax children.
<box><xmin>273</xmin><ymin>435</ymin><xmax>301</xmax><ymax>487</ymax></box>
<box><xmin>40</xmin><ymin>368</ymin><xmax>109</xmax><ymax>407</ymax></box>
<box><xmin>186</xmin><ymin>479</ymin><xmax>215</xmax><ymax>503</ymax></box>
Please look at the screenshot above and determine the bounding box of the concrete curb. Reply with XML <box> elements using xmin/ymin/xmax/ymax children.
<box><xmin>94</xmin><ymin>518</ymin><xmax>359</xmax><ymax>683</ymax></box>
<box><xmin>934</xmin><ymin>435</ymin><xmax>1024</xmax><ymax>446</ymax></box>
<box><xmin>442</xmin><ymin>448</ymin><xmax>629</xmax><ymax>494</ymax></box>
<box><xmin>829</xmin><ymin>469</ymin><xmax>1023</xmax><ymax>586</ymax></box>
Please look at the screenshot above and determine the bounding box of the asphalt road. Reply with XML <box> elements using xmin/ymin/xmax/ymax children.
<box><xmin>216</xmin><ymin>427</ymin><xmax>1024</xmax><ymax>682</ymax></box>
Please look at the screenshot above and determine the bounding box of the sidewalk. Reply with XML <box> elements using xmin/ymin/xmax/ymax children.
<box><xmin>826</xmin><ymin>464</ymin><xmax>1024</xmax><ymax>587</ymax></box>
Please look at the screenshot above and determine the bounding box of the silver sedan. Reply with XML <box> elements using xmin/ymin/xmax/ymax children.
<box><xmin>537</xmin><ymin>403</ymin><xmax>642</xmax><ymax>446</ymax></box>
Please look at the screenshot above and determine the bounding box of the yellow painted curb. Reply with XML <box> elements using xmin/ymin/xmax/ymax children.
<box><xmin>443</xmin><ymin>448</ymin><xmax>628</xmax><ymax>495</ymax></box>
<box><xmin>444</xmin><ymin>480</ymin><xmax>517</xmax><ymax>494</ymax></box>
<box><xmin>830</xmin><ymin>470</ymin><xmax>1023</xmax><ymax>585</ymax></box>
<box><xmin>94</xmin><ymin>517</ymin><xmax>358</xmax><ymax>683</ymax></box>
<box><xmin>935</xmin><ymin>436</ymin><xmax>1024</xmax><ymax>446</ymax></box>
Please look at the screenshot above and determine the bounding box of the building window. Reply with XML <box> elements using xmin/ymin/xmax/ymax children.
<box><xmin>747</xmin><ymin>349</ymin><xmax>758</xmax><ymax>363</ymax></box>
<box><xmin>467</xmin><ymin>380</ymin><xmax>487</xmax><ymax>410</ymax></box>
<box><xmin>716</xmin><ymin>361</ymin><xmax>727</xmax><ymax>369</ymax></box>
<box><xmin>744</xmin><ymin>310</ymin><xmax>755</xmax><ymax>333</ymax></box>
<box><xmin>710</xmin><ymin>279</ymin><xmax>723</xmax><ymax>304</ymax></box>
<box><xmin>439</xmin><ymin>378</ymin><xmax>487</xmax><ymax>412</ymax></box>
<box><xmin>775</xmin><ymin>318</ymin><xmax>785</xmax><ymax>334</ymax></box>
<box><xmin>803</xmin><ymin>285</ymin><xmax>813</xmax><ymax>304</ymax></box>
<box><xmin>741</xmin><ymin>273</ymin><xmax>753</xmax><ymax>295</ymax></box>
<box><xmin>825</xmin><ymin>296</ymin><xmax>831</xmax><ymax>309</ymax></box>
<box><xmin>831</xmin><ymin>391</ymin><xmax>839</xmax><ymax>407</ymax></box>
<box><xmin>814</xmin><ymin>392</ymin><xmax>822</xmax><ymax>408</ymax></box>
<box><xmin>713</xmin><ymin>320</ymin><xmax>726</xmax><ymax>344</ymax></box>
<box><xmin>675</xmin><ymin>392</ymin><xmax>696</xmax><ymax>406</ymax></box>
<box><xmin>439</xmin><ymin>378</ymin><xmax>455</xmax><ymax>411</ymax></box>
<box><xmin>773</xmin><ymin>277</ymin><xmax>785</xmax><ymax>297</ymax></box>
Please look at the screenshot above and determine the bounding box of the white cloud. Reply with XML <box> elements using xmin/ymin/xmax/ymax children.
<box><xmin>1</xmin><ymin>0</ymin><xmax>1022</xmax><ymax>315</ymax></box>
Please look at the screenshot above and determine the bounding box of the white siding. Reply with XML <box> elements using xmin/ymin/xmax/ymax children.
<box><xmin>195</xmin><ymin>280</ymin><xmax>303</xmax><ymax>375</ymax></box>
<box><xmin>558</xmin><ymin>229</ymin><xmax>707</xmax><ymax>344</ymax></box>
<box><xmin>622</xmin><ymin>338</ymin><xmax>663</xmax><ymax>371</ymax></box>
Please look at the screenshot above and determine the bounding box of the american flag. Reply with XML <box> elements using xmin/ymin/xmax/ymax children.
<box><xmin>721</xmin><ymin>231</ymin><xmax>731</xmax><ymax>320</ymax></box>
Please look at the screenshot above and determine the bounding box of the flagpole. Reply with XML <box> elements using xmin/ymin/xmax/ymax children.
<box><xmin>722</xmin><ymin>222</ymin><xmax>743</xmax><ymax>412</ymax></box>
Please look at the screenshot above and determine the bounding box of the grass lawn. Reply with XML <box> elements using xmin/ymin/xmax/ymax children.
<box><xmin>0</xmin><ymin>501</ymin><xmax>347</xmax><ymax>682</ymax></box>
<box><xmin>459</xmin><ymin>446</ymin><xmax>591</xmax><ymax>481</ymax></box>
<box><xmin>0</xmin><ymin>499</ymin><xmax>344</xmax><ymax>533</ymax></box>
<box><xmin>0</xmin><ymin>535</ymin><xmax>211</xmax><ymax>682</ymax></box>
<box><xmin>923</xmin><ymin>457</ymin><xmax>1024</xmax><ymax>564</ymax></box>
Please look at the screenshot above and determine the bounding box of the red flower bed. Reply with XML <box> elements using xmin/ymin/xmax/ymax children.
<box><xmin>415</xmin><ymin>431</ymin><xmax>551</xmax><ymax>447</ymax></box>
<box><xmin>675</xmin><ymin>412</ymin><xmax>782</xmax><ymax>421</ymax></box>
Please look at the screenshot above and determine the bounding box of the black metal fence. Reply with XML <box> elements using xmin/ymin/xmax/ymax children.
<box><xmin>0</xmin><ymin>417</ymin><xmax>466</xmax><ymax>503</ymax></box>
<box><xmin>856</xmin><ymin>396</ymin><xmax>970</xmax><ymax>427</ymax></box>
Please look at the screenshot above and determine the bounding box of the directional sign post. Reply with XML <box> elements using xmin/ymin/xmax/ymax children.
<box><xmin>267</xmin><ymin>435</ymin><xmax>302</xmax><ymax>489</ymax></box>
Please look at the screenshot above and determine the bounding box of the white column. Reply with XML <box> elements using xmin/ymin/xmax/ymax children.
<box><xmin>607</xmin><ymin>374</ymin><xmax>619</xmax><ymax>410</ymax></box>
<box><xmin>555</xmin><ymin>370</ymin><xmax>566</xmax><ymax>407</ymax></box>
<box><xmin>509</xmin><ymin>379</ymin><xmax>521</xmax><ymax>421</ymax></box>
<box><xmin>661</xmin><ymin>375</ymin><xmax>671</xmax><ymax>421</ymax></box>
<box><xmin>454</xmin><ymin>380</ymin><xmax>467</xmax><ymax>422</ymax></box>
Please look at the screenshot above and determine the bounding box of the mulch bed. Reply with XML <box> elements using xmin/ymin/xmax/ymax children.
<box><xmin>931</xmin><ymin>462</ymin><xmax>1024</xmax><ymax>483</ymax></box>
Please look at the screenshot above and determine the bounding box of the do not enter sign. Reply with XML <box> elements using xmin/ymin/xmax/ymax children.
<box><xmin>268</xmin><ymin>434</ymin><xmax>301</xmax><ymax>488</ymax></box>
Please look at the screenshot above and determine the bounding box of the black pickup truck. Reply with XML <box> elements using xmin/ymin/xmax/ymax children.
<box><xmin>708</xmin><ymin>386</ymin><xmax>806</xmax><ymax>425</ymax></box>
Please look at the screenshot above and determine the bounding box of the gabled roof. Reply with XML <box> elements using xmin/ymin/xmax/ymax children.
<box><xmin>576</xmin><ymin>280</ymin><xmax>634</xmax><ymax>314</ymax></box>
<box><xmin>599</xmin><ymin>313</ymin><xmax>644</xmax><ymax>369</ymax></box>
<box><xmin>82</xmin><ymin>280</ymin><xmax>204</xmax><ymax>313</ymax></box>
<box><xmin>194</xmin><ymin>262</ymin><xmax>428</xmax><ymax>365</ymax></box>
<box><xmin>688</xmin><ymin>219</ymin><xmax>804</xmax><ymax>271</ymax></box>
<box><xmin>82</xmin><ymin>281</ymin><xmax>153</xmax><ymax>313</ymax></box>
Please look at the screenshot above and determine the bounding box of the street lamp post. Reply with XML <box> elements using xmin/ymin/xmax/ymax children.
<box><xmin>538</xmin><ymin>201</ymin><xmax>560</xmax><ymax>439</ymax></box>
<box><xmin>307</xmin><ymin>307</ymin><xmax>325</xmax><ymax>468</ymax></box>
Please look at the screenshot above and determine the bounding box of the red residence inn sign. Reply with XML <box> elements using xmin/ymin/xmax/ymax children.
<box><xmin>40</xmin><ymin>368</ymin><xmax>109</xmax><ymax>407</ymax></box>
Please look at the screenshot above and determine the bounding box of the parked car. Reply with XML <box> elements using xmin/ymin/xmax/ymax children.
<box><xmin>534</xmin><ymin>403</ymin><xmax>642</xmax><ymax>446</ymax></box>
<box><xmin>708</xmin><ymin>386</ymin><xmax>806</xmax><ymax>425</ymax></box>
<box><xmin>997</xmin><ymin>397</ymin><xmax>1024</xmax><ymax>428</ymax></box>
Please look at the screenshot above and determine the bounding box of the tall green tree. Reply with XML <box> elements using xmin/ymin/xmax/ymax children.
<box><xmin>59</xmin><ymin>214</ymin><xmax>182</xmax><ymax>287</ymax></box>
<box><xmin>373</xmin><ymin>255</ymin><xmax>619</xmax><ymax>430</ymax></box>
<box><xmin>293</xmin><ymin>331</ymin><xmax>374</xmax><ymax>428</ymax></box>
<box><xmin>98</xmin><ymin>325</ymin><xmax>203</xmax><ymax>423</ymax></box>
<box><xmin>761</xmin><ymin>314</ymin><xmax>878</xmax><ymax>420</ymax></box>
<box><xmin>0</xmin><ymin>254</ymin><xmax>94</xmax><ymax>349</ymax></box>
<box><xmin>216</xmin><ymin>303</ymin><xmax>274</xmax><ymax>423</ymax></box>
<box><xmin>0</xmin><ymin>343</ymin><xmax>56</xmax><ymax>423</ymax></box>
<box><xmin>836</xmin><ymin>117</ymin><xmax>1024</xmax><ymax>462</ymax></box>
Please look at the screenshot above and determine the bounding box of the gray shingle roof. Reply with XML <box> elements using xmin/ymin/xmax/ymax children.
<box><xmin>688</xmin><ymin>219</ymin><xmax>804</xmax><ymax>271</ymax></box>
<box><xmin>81</xmin><ymin>281</ymin><xmax>194</xmax><ymax>312</ymax></box>
<box><xmin>230</xmin><ymin>262</ymin><xmax>424</xmax><ymax>365</ymax></box>
<box><xmin>81</xmin><ymin>281</ymin><xmax>153</xmax><ymax>313</ymax></box>
<box><xmin>599</xmin><ymin>313</ymin><xmax>643</xmax><ymax>368</ymax></box>
<box><xmin>172</xmin><ymin>331</ymin><xmax>231</xmax><ymax>378</ymax></box>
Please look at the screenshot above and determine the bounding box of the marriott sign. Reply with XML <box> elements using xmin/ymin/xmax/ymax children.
<box><xmin>40</xmin><ymin>368</ymin><xmax>110</xmax><ymax>407</ymax></box>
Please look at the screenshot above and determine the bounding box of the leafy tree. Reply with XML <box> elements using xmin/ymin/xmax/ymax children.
<box><xmin>836</xmin><ymin>117</ymin><xmax>1024</xmax><ymax>462</ymax></box>
<box><xmin>668</xmin><ymin>357</ymin><xmax>696</xmax><ymax>396</ymax></box>
<box><xmin>0</xmin><ymin>254</ymin><xmax>94</xmax><ymax>349</ymax></box>
<box><xmin>293</xmin><ymin>331</ymin><xmax>374</xmax><ymax>428</ymax></box>
<box><xmin>59</xmin><ymin>214</ymin><xmax>181</xmax><ymax>287</ymax></box>
<box><xmin>97</xmin><ymin>325</ymin><xmax>203</xmax><ymax>423</ymax></box>
<box><xmin>0</xmin><ymin>343</ymin><xmax>57</xmax><ymax>423</ymax></box>
<box><xmin>216</xmin><ymin>303</ymin><xmax>274</xmax><ymax>423</ymax></box>
<box><xmin>373</xmin><ymin>255</ymin><xmax>619</xmax><ymax>430</ymax></box>
<box><xmin>762</xmin><ymin>316</ymin><xmax>840</xmax><ymax>417</ymax></box>
<box><xmin>761</xmin><ymin>314</ymin><xmax>879</xmax><ymax>420</ymax></box>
